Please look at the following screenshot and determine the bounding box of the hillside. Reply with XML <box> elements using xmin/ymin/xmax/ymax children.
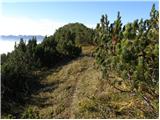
<box><xmin>4</xmin><ymin>45</ymin><xmax>156</xmax><ymax>119</ymax></box>
<box><xmin>54</xmin><ymin>23</ymin><xmax>95</xmax><ymax>45</ymax></box>
<box><xmin>22</xmin><ymin>46</ymin><xmax>99</xmax><ymax>118</ymax></box>
<box><xmin>1</xmin><ymin>4</ymin><xmax>158</xmax><ymax>119</ymax></box>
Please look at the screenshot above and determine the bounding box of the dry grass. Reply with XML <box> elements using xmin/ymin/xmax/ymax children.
<box><xmin>18</xmin><ymin>45</ymin><xmax>158</xmax><ymax>119</ymax></box>
<box><xmin>81</xmin><ymin>45</ymin><xmax>96</xmax><ymax>55</ymax></box>
<box><xmin>24</xmin><ymin>47</ymin><xmax>100</xmax><ymax>118</ymax></box>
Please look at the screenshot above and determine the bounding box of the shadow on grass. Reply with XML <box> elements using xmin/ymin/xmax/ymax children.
<box><xmin>1</xmin><ymin>56</ymin><xmax>81</xmax><ymax>119</ymax></box>
<box><xmin>2</xmin><ymin>51</ymin><xmax>93</xmax><ymax>118</ymax></box>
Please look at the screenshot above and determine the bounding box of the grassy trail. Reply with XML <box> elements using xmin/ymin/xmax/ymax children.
<box><xmin>24</xmin><ymin>46</ymin><xmax>101</xmax><ymax>118</ymax></box>
<box><xmin>22</xmin><ymin>45</ymin><xmax>155</xmax><ymax>119</ymax></box>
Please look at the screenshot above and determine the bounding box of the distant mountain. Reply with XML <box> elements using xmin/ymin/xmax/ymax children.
<box><xmin>0</xmin><ymin>35</ymin><xmax>44</xmax><ymax>41</ymax></box>
<box><xmin>54</xmin><ymin>22</ymin><xmax>95</xmax><ymax>45</ymax></box>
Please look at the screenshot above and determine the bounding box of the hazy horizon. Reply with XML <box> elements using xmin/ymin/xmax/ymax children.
<box><xmin>0</xmin><ymin>0</ymin><xmax>158</xmax><ymax>53</ymax></box>
<box><xmin>1</xmin><ymin>1</ymin><xmax>158</xmax><ymax>35</ymax></box>
<box><xmin>0</xmin><ymin>35</ymin><xmax>43</xmax><ymax>54</ymax></box>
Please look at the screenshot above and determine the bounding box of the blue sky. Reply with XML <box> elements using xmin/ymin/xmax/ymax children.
<box><xmin>0</xmin><ymin>0</ymin><xmax>159</xmax><ymax>35</ymax></box>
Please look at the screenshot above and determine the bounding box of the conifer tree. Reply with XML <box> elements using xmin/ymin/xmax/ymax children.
<box><xmin>94</xmin><ymin>4</ymin><xmax>159</xmax><ymax>113</ymax></box>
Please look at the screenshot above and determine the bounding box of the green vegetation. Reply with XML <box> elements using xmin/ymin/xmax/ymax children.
<box><xmin>54</xmin><ymin>23</ymin><xmax>95</xmax><ymax>46</ymax></box>
<box><xmin>94</xmin><ymin>4</ymin><xmax>159</xmax><ymax>118</ymax></box>
<box><xmin>1</xmin><ymin>23</ymin><xmax>85</xmax><ymax>117</ymax></box>
<box><xmin>1</xmin><ymin>4</ymin><xmax>158</xmax><ymax>119</ymax></box>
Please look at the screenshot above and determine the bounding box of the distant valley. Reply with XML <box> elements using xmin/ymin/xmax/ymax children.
<box><xmin>0</xmin><ymin>35</ymin><xmax>44</xmax><ymax>41</ymax></box>
<box><xmin>0</xmin><ymin>35</ymin><xmax>44</xmax><ymax>54</ymax></box>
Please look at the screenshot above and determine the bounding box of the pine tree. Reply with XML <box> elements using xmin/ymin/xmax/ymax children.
<box><xmin>94</xmin><ymin>4</ymin><xmax>159</xmax><ymax>113</ymax></box>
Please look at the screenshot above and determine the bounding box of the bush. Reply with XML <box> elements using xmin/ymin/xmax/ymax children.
<box><xmin>94</xmin><ymin>4</ymin><xmax>159</xmax><ymax>117</ymax></box>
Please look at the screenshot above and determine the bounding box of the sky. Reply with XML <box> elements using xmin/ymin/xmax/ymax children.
<box><xmin>0</xmin><ymin>0</ymin><xmax>159</xmax><ymax>54</ymax></box>
<box><xmin>0</xmin><ymin>0</ymin><xmax>158</xmax><ymax>36</ymax></box>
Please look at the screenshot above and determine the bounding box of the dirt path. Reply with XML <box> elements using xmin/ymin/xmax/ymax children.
<box><xmin>69</xmin><ymin>56</ymin><xmax>94</xmax><ymax>118</ymax></box>
<box><xmin>23</xmin><ymin>46</ymin><xmax>147</xmax><ymax>119</ymax></box>
<box><xmin>4</xmin><ymin>45</ymin><xmax>155</xmax><ymax>119</ymax></box>
<box><xmin>25</xmin><ymin>46</ymin><xmax>102</xmax><ymax>118</ymax></box>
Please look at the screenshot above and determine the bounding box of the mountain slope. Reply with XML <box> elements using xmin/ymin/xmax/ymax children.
<box><xmin>21</xmin><ymin>46</ymin><xmax>100</xmax><ymax>118</ymax></box>
<box><xmin>19</xmin><ymin>45</ymin><xmax>157</xmax><ymax>119</ymax></box>
<box><xmin>54</xmin><ymin>23</ymin><xmax>95</xmax><ymax>45</ymax></box>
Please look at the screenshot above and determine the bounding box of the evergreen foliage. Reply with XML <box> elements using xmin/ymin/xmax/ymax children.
<box><xmin>94</xmin><ymin>4</ymin><xmax>159</xmax><ymax>114</ymax></box>
<box><xmin>1</xmin><ymin>23</ymin><xmax>86</xmax><ymax>114</ymax></box>
<box><xmin>1</xmin><ymin>4</ymin><xmax>158</xmax><ymax>118</ymax></box>
<box><xmin>54</xmin><ymin>22</ymin><xmax>95</xmax><ymax>46</ymax></box>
